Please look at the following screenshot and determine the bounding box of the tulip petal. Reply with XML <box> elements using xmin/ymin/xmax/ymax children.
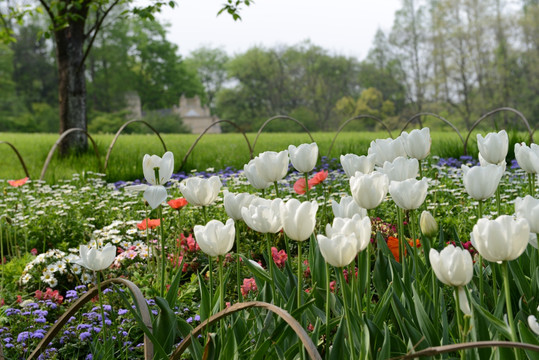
<box><xmin>144</xmin><ymin>186</ymin><xmax>167</xmax><ymax>209</ymax></box>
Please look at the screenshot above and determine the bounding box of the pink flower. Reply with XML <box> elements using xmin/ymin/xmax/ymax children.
<box><xmin>8</xmin><ymin>177</ymin><xmax>28</xmax><ymax>187</ymax></box>
<box><xmin>308</xmin><ymin>170</ymin><xmax>328</xmax><ymax>186</ymax></box>
<box><xmin>293</xmin><ymin>178</ymin><xmax>312</xmax><ymax>195</ymax></box>
<box><xmin>271</xmin><ymin>247</ymin><xmax>288</xmax><ymax>269</ymax></box>
<box><xmin>241</xmin><ymin>278</ymin><xmax>257</xmax><ymax>297</ymax></box>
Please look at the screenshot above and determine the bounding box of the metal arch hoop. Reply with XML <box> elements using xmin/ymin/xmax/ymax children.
<box><xmin>0</xmin><ymin>141</ymin><xmax>30</xmax><ymax>178</ymax></box>
<box><xmin>400</xmin><ymin>112</ymin><xmax>465</xmax><ymax>145</ymax></box>
<box><xmin>326</xmin><ymin>115</ymin><xmax>392</xmax><ymax>158</ymax></box>
<box><xmin>104</xmin><ymin>119</ymin><xmax>168</xmax><ymax>172</ymax></box>
<box><xmin>39</xmin><ymin>129</ymin><xmax>102</xmax><ymax>181</ymax></box>
<box><xmin>26</xmin><ymin>278</ymin><xmax>154</xmax><ymax>360</ymax></box>
<box><xmin>179</xmin><ymin>119</ymin><xmax>253</xmax><ymax>171</ymax></box>
<box><xmin>169</xmin><ymin>301</ymin><xmax>322</xmax><ymax>360</ymax></box>
<box><xmin>463</xmin><ymin>107</ymin><xmax>534</xmax><ymax>155</ymax></box>
<box><xmin>252</xmin><ymin>115</ymin><xmax>315</xmax><ymax>155</ymax></box>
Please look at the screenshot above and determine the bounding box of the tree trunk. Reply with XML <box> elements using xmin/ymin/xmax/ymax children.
<box><xmin>55</xmin><ymin>13</ymin><xmax>88</xmax><ymax>155</ymax></box>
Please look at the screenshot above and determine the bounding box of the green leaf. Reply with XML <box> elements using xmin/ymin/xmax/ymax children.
<box><xmin>242</xmin><ymin>254</ymin><xmax>272</xmax><ymax>283</ymax></box>
<box><xmin>154</xmin><ymin>296</ymin><xmax>178</xmax><ymax>354</ymax></box>
<box><xmin>330</xmin><ymin>317</ymin><xmax>347</xmax><ymax>360</ymax></box>
<box><xmin>177</xmin><ymin>317</ymin><xmax>203</xmax><ymax>359</ymax></box>
<box><xmin>378</xmin><ymin>323</ymin><xmax>391</xmax><ymax>360</ymax></box>
<box><xmin>471</xmin><ymin>296</ymin><xmax>511</xmax><ymax>340</ymax></box>
<box><xmin>198</xmin><ymin>272</ymin><xmax>211</xmax><ymax>322</ymax></box>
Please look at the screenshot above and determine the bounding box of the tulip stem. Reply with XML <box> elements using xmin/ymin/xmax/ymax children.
<box><xmin>236</xmin><ymin>221</ymin><xmax>243</xmax><ymax>301</ymax></box>
<box><xmin>419</xmin><ymin>159</ymin><xmax>423</xmax><ymax>179</ymax></box>
<box><xmin>158</xmin><ymin>206</ymin><xmax>166</xmax><ymax>298</ymax></box>
<box><xmin>274</xmin><ymin>181</ymin><xmax>280</xmax><ymax>198</ymax></box>
<box><xmin>208</xmin><ymin>257</ymin><xmax>213</xmax><ymax>312</ymax></box>
<box><xmin>502</xmin><ymin>262</ymin><xmax>521</xmax><ymax>360</ymax></box>
<box><xmin>218</xmin><ymin>255</ymin><xmax>225</xmax><ymax>341</ymax></box>
<box><xmin>477</xmin><ymin>200</ymin><xmax>484</xmax><ymax>307</ymax></box>
<box><xmin>325</xmin><ymin>261</ymin><xmax>331</xmax><ymax>360</ymax></box>
<box><xmin>338</xmin><ymin>267</ymin><xmax>355</xmax><ymax>359</ymax></box>
<box><xmin>95</xmin><ymin>271</ymin><xmax>108</xmax><ymax>345</ymax></box>
<box><xmin>297</xmin><ymin>241</ymin><xmax>302</xmax><ymax>309</ymax></box>
<box><xmin>454</xmin><ymin>286</ymin><xmax>466</xmax><ymax>360</ymax></box>
<box><xmin>528</xmin><ymin>173</ymin><xmax>536</xmax><ymax>197</ymax></box>
<box><xmin>397</xmin><ymin>206</ymin><xmax>407</xmax><ymax>283</ymax></box>
<box><xmin>410</xmin><ymin>209</ymin><xmax>418</xmax><ymax>277</ymax></box>
<box><xmin>265</xmin><ymin>233</ymin><xmax>276</xmax><ymax>301</ymax></box>
<box><xmin>365</xmin><ymin>245</ymin><xmax>371</xmax><ymax>318</ymax></box>
<box><xmin>496</xmin><ymin>187</ymin><xmax>501</xmax><ymax>217</ymax></box>
<box><xmin>304</xmin><ymin>172</ymin><xmax>310</xmax><ymax>200</ymax></box>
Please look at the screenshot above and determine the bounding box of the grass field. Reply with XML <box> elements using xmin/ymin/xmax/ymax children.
<box><xmin>0</xmin><ymin>130</ymin><xmax>512</xmax><ymax>183</ymax></box>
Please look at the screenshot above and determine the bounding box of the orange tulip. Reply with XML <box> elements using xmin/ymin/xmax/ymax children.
<box><xmin>386</xmin><ymin>236</ymin><xmax>421</xmax><ymax>262</ymax></box>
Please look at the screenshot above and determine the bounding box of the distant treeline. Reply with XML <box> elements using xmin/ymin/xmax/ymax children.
<box><xmin>0</xmin><ymin>0</ymin><xmax>537</xmax><ymax>134</ymax></box>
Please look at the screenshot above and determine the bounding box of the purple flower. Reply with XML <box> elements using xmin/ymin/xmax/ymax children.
<box><xmin>34</xmin><ymin>317</ymin><xmax>46</xmax><ymax>323</ymax></box>
<box><xmin>194</xmin><ymin>315</ymin><xmax>200</xmax><ymax>321</ymax></box>
<box><xmin>118</xmin><ymin>309</ymin><xmax>128</xmax><ymax>315</ymax></box>
<box><xmin>80</xmin><ymin>331</ymin><xmax>92</xmax><ymax>341</ymax></box>
<box><xmin>66</xmin><ymin>290</ymin><xmax>78</xmax><ymax>299</ymax></box>
<box><xmin>186</xmin><ymin>317</ymin><xmax>193</xmax><ymax>323</ymax></box>
<box><xmin>17</xmin><ymin>331</ymin><xmax>30</xmax><ymax>342</ymax></box>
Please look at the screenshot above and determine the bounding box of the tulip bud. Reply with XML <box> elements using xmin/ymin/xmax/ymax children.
<box><xmin>194</xmin><ymin>219</ymin><xmax>235</xmax><ymax>257</ymax></box>
<box><xmin>420</xmin><ymin>211</ymin><xmax>438</xmax><ymax>237</ymax></box>
<box><xmin>288</xmin><ymin>143</ymin><xmax>318</xmax><ymax>173</ymax></box>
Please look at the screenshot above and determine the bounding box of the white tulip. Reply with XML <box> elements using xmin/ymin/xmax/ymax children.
<box><xmin>389</xmin><ymin>178</ymin><xmax>429</xmax><ymax>210</ymax></box>
<box><xmin>380</xmin><ymin>156</ymin><xmax>419</xmax><ymax>182</ymax></box>
<box><xmin>179</xmin><ymin>176</ymin><xmax>222</xmax><ymax>207</ymax></box>
<box><xmin>461</xmin><ymin>164</ymin><xmax>503</xmax><ymax>201</ymax></box>
<box><xmin>420</xmin><ymin>210</ymin><xmax>438</xmax><ymax>237</ymax></box>
<box><xmin>331</xmin><ymin>196</ymin><xmax>367</xmax><ymax>219</ymax></box>
<box><xmin>288</xmin><ymin>143</ymin><xmax>318</xmax><ymax>173</ymax></box>
<box><xmin>528</xmin><ymin>315</ymin><xmax>539</xmax><ymax>336</ymax></box>
<box><xmin>471</xmin><ymin>215</ymin><xmax>530</xmax><ymax>263</ymax></box>
<box><xmin>429</xmin><ymin>245</ymin><xmax>473</xmax><ymax>287</ymax></box>
<box><xmin>478</xmin><ymin>153</ymin><xmax>506</xmax><ymax>172</ymax></box>
<box><xmin>317</xmin><ymin>233</ymin><xmax>358</xmax><ymax>268</ymax></box>
<box><xmin>254</xmin><ymin>150</ymin><xmax>289</xmax><ymax>183</ymax></box>
<box><xmin>477</xmin><ymin>130</ymin><xmax>508</xmax><ymax>165</ymax></box>
<box><xmin>280</xmin><ymin>199</ymin><xmax>318</xmax><ymax>241</ymax></box>
<box><xmin>194</xmin><ymin>219</ymin><xmax>235</xmax><ymax>257</ymax></box>
<box><xmin>75</xmin><ymin>244</ymin><xmax>116</xmax><ymax>272</ymax></box>
<box><xmin>515</xmin><ymin>143</ymin><xmax>539</xmax><ymax>174</ymax></box>
<box><xmin>223</xmin><ymin>191</ymin><xmax>256</xmax><ymax>221</ymax></box>
<box><xmin>142</xmin><ymin>151</ymin><xmax>174</xmax><ymax>186</ymax></box>
<box><xmin>340</xmin><ymin>154</ymin><xmax>375</xmax><ymax>177</ymax></box>
<box><xmin>326</xmin><ymin>214</ymin><xmax>371</xmax><ymax>252</ymax></box>
<box><xmin>515</xmin><ymin>195</ymin><xmax>539</xmax><ymax>234</ymax></box>
<box><xmin>143</xmin><ymin>185</ymin><xmax>168</xmax><ymax>209</ymax></box>
<box><xmin>244</xmin><ymin>159</ymin><xmax>272</xmax><ymax>190</ymax></box>
<box><xmin>241</xmin><ymin>198</ymin><xmax>283</xmax><ymax>234</ymax></box>
<box><xmin>401</xmin><ymin>128</ymin><xmax>431</xmax><ymax>160</ymax></box>
<box><xmin>349</xmin><ymin>171</ymin><xmax>389</xmax><ymax>210</ymax></box>
<box><xmin>368</xmin><ymin>137</ymin><xmax>407</xmax><ymax>166</ymax></box>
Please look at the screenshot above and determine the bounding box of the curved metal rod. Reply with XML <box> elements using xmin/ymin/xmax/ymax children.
<box><xmin>169</xmin><ymin>301</ymin><xmax>322</xmax><ymax>360</ymax></box>
<box><xmin>39</xmin><ymin>128</ymin><xmax>102</xmax><ymax>181</ymax></box>
<box><xmin>252</xmin><ymin>115</ymin><xmax>315</xmax><ymax>155</ymax></box>
<box><xmin>391</xmin><ymin>340</ymin><xmax>539</xmax><ymax>359</ymax></box>
<box><xmin>400</xmin><ymin>112</ymin><xmax>465</xmax><ymax>145</ymax></box>
<box><xmin>179</xmin><ymin>119</ymin><xmax>253</xmax><ymax>171</ymax></box>
<box><xmin>0</xmin><ymin>141</ymin><xmax>30</xmax><ymax>178</ymax></box>
<box><xmin>27</xmin><ymin>278</ymin><xmax>154</xmax><ymax>360</ymax></box>
<box><xmin>463</xmin><ymin>107</ymin><xmax>534</xmax><ymax>155</ymax></box>
<box><xmin>104</xmin><ymin>119</ymin><xmax>168</xmax><ymax>172</ymax></box>
<box><xmin>326</xmin><ymin>115</ymin><xmax>392</xmax><ymax>158</ymax></box>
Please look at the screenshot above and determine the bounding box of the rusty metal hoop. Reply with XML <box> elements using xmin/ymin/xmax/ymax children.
<box><xmin>26</xmin><ymin>278</ymin><xmax>154</xmax><ymax>360</ymax></box>
<box><xmin>104</xmin><ymin>119</ymin><xmax>168</xmax><ymax>172</ymax></box>
<box><xmin>252</xmin><ymin>115</ymin><xmax>315</xmax><ymax>155</ymax></box>
<box><xmin>400</xmin><ymin>112</ymin><xmax>465</xmax><ymax>146</ymax></box>
<box><xmin>463</xmin><ymin>107</ymin><xmax>534</xmax><ymax>155</ymax></box>
<box><xmin>326</xmin><ymin>115</ymin><xmax>393</xmax><ymax>158</ymax></box>
<box><xmin>169</xmin><ymin>301</ymin><xmax>322</xmax><ymax>360</ymax></box>
<box><xmin>0</xmin><ymin>141</ymin><xmax>30</xmax><ymax>178</ymax></box>
<box><xmin>391</xmin><ymin>340</ymin><xmax>539</xmax><ymax>359</ymax></box>
<box><xmin>39</xmin><ymin>128</ymin><xmax>102</xmax><ymax>181</ymax></box>
<box><xmin>179</xmin><ymin>119</ymin><xmax>253</xmax><ymax>171</ymax></box>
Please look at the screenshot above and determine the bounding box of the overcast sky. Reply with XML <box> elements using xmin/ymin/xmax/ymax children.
<box><xmin>158</xmin><ymin>0</ymin><xmax>403</xmax><ymax>60</ymax></box>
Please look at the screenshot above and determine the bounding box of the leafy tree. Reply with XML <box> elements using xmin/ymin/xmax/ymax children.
<box><xmin>185</xmin><ymin>47</ymin><xmax>229</xmax><ymax>113</ymax></box>
<box><xmin>0</xmin><ymin>0</ymin><xmax>250</xmax><ymax>153</ymax></box>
